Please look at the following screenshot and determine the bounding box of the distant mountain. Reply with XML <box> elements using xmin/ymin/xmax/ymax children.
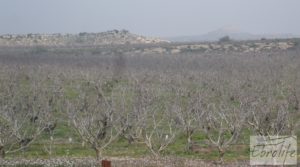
<box><xmin>166</xmin><ymin>27</ymin><xmax>299</xmax><ymax>42</ymax></box>
<box><xmin>0</xmin><ymin>30</ymin><xmax>169</xmax><ymax>46</ymax></box>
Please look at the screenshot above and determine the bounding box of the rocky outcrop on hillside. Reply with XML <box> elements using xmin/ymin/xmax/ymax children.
<box><xmin>0</xmin><ymin>30</ymin><xmax>168</xmax><ymax>46</ymax></box>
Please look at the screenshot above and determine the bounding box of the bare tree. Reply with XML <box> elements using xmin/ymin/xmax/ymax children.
<box><xmin>67</xmin><ymin>80</ymin><xmax>121</xmax><ymax>160</ymax></box>
<box><xmin>245</xmin><ymin>96</ymin><xmax>295</xmax><ymax>136</ymax></box>
<box><xmin>201</xmin><ymin>101</ymin><xmax>245</xmax><ymax>163</ymax></box>
<box><xmin>0</xmin><ymin>75</ymin><xmax>55</xmax><ymax>158</ymax></box>
<box><xmin>0</xmin><ymin>117</ymin><xmax>12</xmax><ymax>158</ymax></box>
<box><xmin>138</xmin><ymin>86</ymin><xmax>179</xmax><ymax>157</ymax></box>
<box><xmin>171</xmin><ymin>87</ymin><xmax>203</xmax><ymax>151</ymax></box>
<box><xmin>117</xmin><ymin>82</ymin><xmax>147</xmax><ymax>145</ymax></box>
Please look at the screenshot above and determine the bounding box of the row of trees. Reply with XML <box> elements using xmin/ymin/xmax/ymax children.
<box><xmin>0</xmin><ymin>44</ymin><xmax>299</xmax><ymax>162</ymax></box>
<box><xmin>0</xmin><ymin>69</ymin><xmax>299</xmax><ymax>162</ymax></box>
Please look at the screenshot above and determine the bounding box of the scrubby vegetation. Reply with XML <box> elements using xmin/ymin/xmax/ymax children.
<box><xmin>0</xmin><ymin>39</ymin><xmax>299</xmax><ymax>166</ymax></box>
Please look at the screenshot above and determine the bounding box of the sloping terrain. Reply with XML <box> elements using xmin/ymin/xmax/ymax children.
<box><xmin>80</xmin><ymin>39</ymin><xmax>297</xmax><ymax>56</ymax></box>
<box><xmin>0</xmin><ymin>30</ymin><xmax>168</xmax><ymax>46</ymax></box>
<box><xmin>167</xmin><ymin>27</ymin><xmax>299</xmax><ymax>42</ymax></box>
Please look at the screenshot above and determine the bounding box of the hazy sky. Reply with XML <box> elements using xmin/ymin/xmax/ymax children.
<box><xmin>1</xmin><ymin>0</ymin><xmax>300</xmax><ymax>37</ymax></box>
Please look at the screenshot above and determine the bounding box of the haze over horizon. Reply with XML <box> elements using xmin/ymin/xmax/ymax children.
<box><xmin>1</xmin><ymin>0</ymin><xmax>300</xmax><ymax>37</ymax></box>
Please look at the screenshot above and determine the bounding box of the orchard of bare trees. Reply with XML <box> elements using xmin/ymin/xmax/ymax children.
<box><xmin>0</xmin><ymin>40</ymin><xmax>299</xmax><ymax>165</ymax></box>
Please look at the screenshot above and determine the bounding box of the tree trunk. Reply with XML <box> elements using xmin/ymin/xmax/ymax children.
<box><xmin>218</xmin><ymin>147</ymin><xmax>225</xmax><ymax>163</ymax></box>
<box><xmin>127</xmin><ymin>136</ymin><xmax>134</xmax><ymax>145</ymax></box>
<box><xmin>186</xmin><ymin>137</ymin><xmax>192</xmax><ymax>151</ymax></box>
<box><xmin>186</xmin><ymin>128</ymin><xmax>193</xmax><ymax>151</ymax></box>
<box><xmin>0</xmin><ymin>146</ymin><xmax>5</xmax><ymax>159</ymax></box>
<box><xmin>94</xmin><ymin>147</ymin><xmax>102</xmax><ymax>160</ymax></box>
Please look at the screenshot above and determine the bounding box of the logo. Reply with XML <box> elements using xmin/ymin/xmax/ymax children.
<box><xmin>250</xmin><ymin>136</ymin><xmax>297</xmax><ymax>165</ymax></box>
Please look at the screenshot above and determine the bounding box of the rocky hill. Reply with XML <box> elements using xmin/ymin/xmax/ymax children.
<box><xmin>102</xmin><ymin>39</ymin><xmax>298</xmax><ymax>56</ymax></box>
<box><xmin>44</xmin><ymin>39</ymin><xmax>296</xmax><ymax>57</ymax></box>
<box><xmin>0</xmin><ymin>30</ymin><xmax>168</xmax><ymax>46</ymax></box>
